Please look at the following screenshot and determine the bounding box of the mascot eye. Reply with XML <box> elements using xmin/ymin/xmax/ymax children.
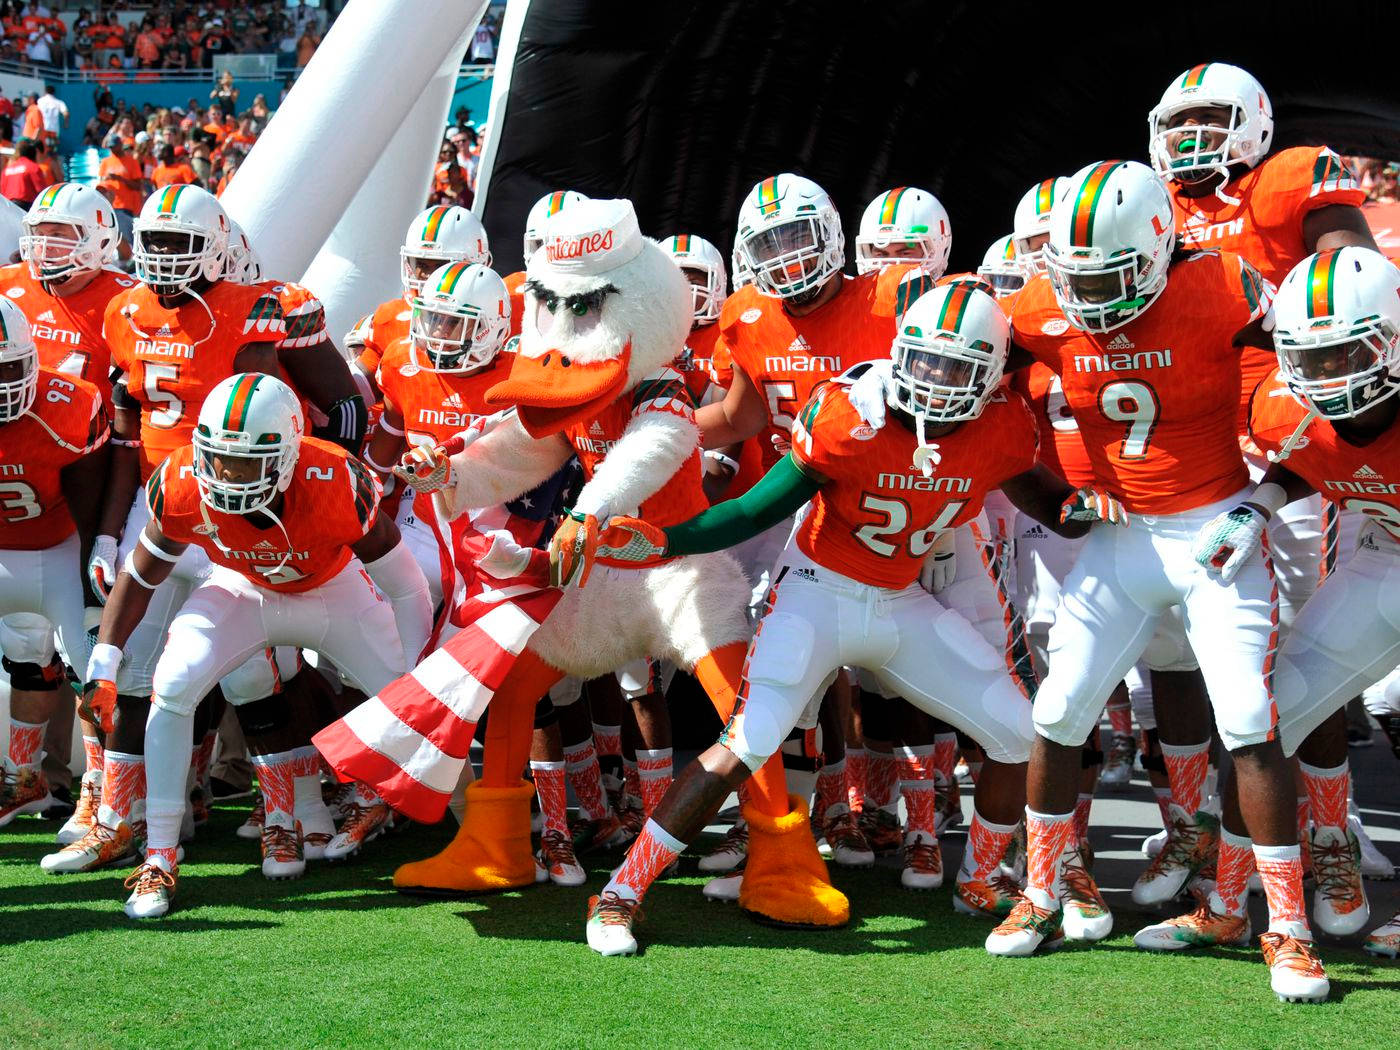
<box><xmin>570</xmin><ymin>300</ymin><xmax>589</xmax><ymax>317</ymax></box>
<box><xmin>542</xmin><ymin>295</ymin><xmax>559</xmax><ymax>313</ymax></box>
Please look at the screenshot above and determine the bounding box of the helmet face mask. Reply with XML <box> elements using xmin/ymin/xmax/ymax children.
<box><xmin>1045</xmin><ymin>247</ymin><xmax>1151</xmax><ymax>331</ymax></box>
<box><xmin>886</xmin><ymin>285</ymin><xmax>1009</xmax><ymax>430</ymax></box>
<box><xmin>977</xmin><ymin>235</ymin><xmax>1027</xmax><ymax>298</ymax></box>
<box><xmin>193</xmin><ymin>374</ymin><xmax>304</xmax><ymax>515</ymax></box>
<box><xmin>740</xmin><ymin>215</ymin><xmax>834</xmax><ymax>300</ymax></box>
<box><xmin>194</xmin><ymin>434</ymin><xmax>286</xmax><ymax>514</ymax></box>
<box><xmin>135</xmin><ymin>228</ymin><xmax>215</xmax><ymax>296</ymax></box>
<box><xmin>133</xmin><ymin>185</ymin><xmax>229</xmax><ymax>297</ymax></box>
<box><xmin>1148</xmin><ymin>63</ymin><xmax>1274</xmax><ymax>183</ymax></box>
<box><xmin>0</xmin><ymin>347</ymin><xmax>37</xmax><ymax>424</ymax></box>
<box><xmin>22</xmin><ymin>220</ymin><xmax>93</xmax><ymax>282</ymax></box>
<box><xmin>400</xmin><ymin>249</ymin><xmax>454</xmax><ymax>296</ymax></box>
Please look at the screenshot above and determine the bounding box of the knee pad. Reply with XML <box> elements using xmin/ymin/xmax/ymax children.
<box><xmin>1</xmin><ymin>653</ymin><xmax>63</xmax><ymax>691</ymax></box>
<box><xmin>233</xmin><ymin>692</ymin><xmax>291</xmax><ymax>736</ymax></box>
<box><xmin>0</xmin><ymin>614</ymin><xmax>57</xmax><ymax>666</ymax></box>
<box><xmin>220</xmin><ymin>649</ymin><xmax>298</xmax><ymax>706</ymax></box>
<box><xmin>548</xmin><ymin>675</ymin><xmax>583</xmax><ymax>707</ymax></box>
<box><xmin>1142</xmin><ymin>612</ymin><xmax>1199</xmax><ymax>672</ymax></box>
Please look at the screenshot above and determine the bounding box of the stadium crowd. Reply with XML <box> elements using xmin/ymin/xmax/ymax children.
<box><xmin>0</xmin><ymin>58</ymin><xmax>1396</xmax><ymax>1016</ymax></box>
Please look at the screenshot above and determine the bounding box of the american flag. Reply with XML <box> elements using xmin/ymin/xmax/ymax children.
<box><xmin>313</xmin><ymin>467</ymin><xmax>570</xmax><ymax>823</ymax></box>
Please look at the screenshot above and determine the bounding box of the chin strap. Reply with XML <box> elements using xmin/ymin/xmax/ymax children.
<box><xmin>198</xmin><ymin>496</ymin><xmax>295</xmax><ymax>581</ymax></box>
<box><xmin>122</xmin><ymin>282</ymin><xmax>219</xmax><ymax>350</ymax></box>
<box><xmin>909</xmin><ymin>411</ymin><xmax>942</xmax><ymax>478</ymax></box>
<box><xmin>1265</xmin><ymin>406</ymin><xmax>1318</xmax><ymax>463</ymax></box>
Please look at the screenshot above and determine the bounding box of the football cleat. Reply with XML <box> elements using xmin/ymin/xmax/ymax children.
<box><xmin>697</xmin><ymin>820</ymin><xmax>748</xmax><ymax>873</ymax></box>
<box><xmin>1364</xmin><ymin>911</ymin><xmax>1400</xmax><ymax>958</ymax></box>
<box><xmin>702</xmin><ymin>872</ymin><xmax>743</xmax><ymax>903</ymax></box>
<box><xmin>859</xmin><ymin>808</ymin><xmax>904</xmax><ymax>855</ymax></box>
<box><xmin>954</xmin><ymin>872</ymin><xmax>1022</xmax><ymax>920</ymax></box>
<box><xmin>1132</xmin><ymin>806</ymin><xmax>1219</xmax><ymax>906</ymax></box>
<box><xmin>537</xmin><ymin>829</ymin><xmax>586</xmax><ymax>887</ymax></box>
<box><xmin>586</xmin><ymin>891</ymin><xmax>641</xmax><ymax>957</ymax></box>
<box><xmin>1310</xmin><ymin>825</ymin><xmax>1369</xmax><ymax>937</ymax></box>
<box><xmin>0</xmin><ymin>763</ymin><xmax>53</xmax><ymax>828</ymax></box>
<box><xmin>825</xmin><ymin>812</ymin><xmax>875</xmax><ymax>868</ymax></box>
<box><xmin>40</xmin><ymin>814</ymin><xmax>135</xmax><ymax>873</ymax></box>
<box><xmin>261</xmin><ymin>812</ymin><xmax>306</xmax><ymax>880</ymax></box>
<box><xmin>123</xmin><ymin>855</ymin><xmax>177</xmax><ymax>920</ymax></box>
<box><xmin>1350</xmin><ymin>804</ymin><xmax>1395</xmax><ymax>880</ymax></box>
<box><xmin>1061</xmin><ymin>842</ymin><xmax>1113</xmax><ymax>941</ymax></box>
<box><xmin>1133</xmin><ymin>895</ymin><xmax>1251</xmax><ymax>951</ymax></box>
<box><xmin>901</xmin><ymin>832</ymin><xmax>943</xmax><ymax>890</ymax></box>
<box><xmin>1260</xmin><ymin>931</ymin><xmax>1330</xmax><ymax>1003</ymax></box>
<box><xmin>572</xmin><ymin>812</ymin><xmax>634</xmax><ymax>854</ymax></box>
<box><xmin>237</xmin><ymin>795</ymin><xmax>265</xmax><ymax>840</ymax></box>
<box><xmin>1141</xmin><ymin>827</ymin><xmax>1168</xmax><ymax>858</ymax></box>
<box><xmin>323</xmin><ymin>798</ymin><xmax>392</xmax><ymax>860</ymax></box>
<box><xmin>56</xmin><ymin>771</ymin><xmax>101</xmax><ymax>845</ymax></box>
<box><xmin>1100</xmin><ymin>733</ymin><xmax>1137</xmax><ymax>790</ymax></box>
<box><xmin>986</xmin><ymin>896</ymin><xmax>1065</xmax><ymax>957</ymax></box>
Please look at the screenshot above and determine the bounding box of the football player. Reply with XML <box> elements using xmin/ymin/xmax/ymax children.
<box><xmin>1009</xmin><ymin>177</ymin><xmax>1068</xmax><ymax>274</ymax></box>
<box><xmin>854</xmin><ymin>186</ymin><xmax>952</xmax><ymax>284</ymax></box>
<box><xmin>976</xmin><ymin>235</ymin><xmax>1027</xmax><ymax>300</ymax></box>
<box><xmin>585</xmin><ymin>282</ymin><xmax>1124</xmax><ymax>954</ymax></box>
<box><xmin>81</xmin><ymin>373</ymin><xmax>430</xmax><ymax>918</ymax></box>
<box><xmin>1143</xmin><ymin>247</ymin><xmax>1400</xmax><ymax>957</ymax></box>
<box><xmin>0</xmin><ymin>301</ymin><xmax>109</xmax><ymax>826</ymax></box>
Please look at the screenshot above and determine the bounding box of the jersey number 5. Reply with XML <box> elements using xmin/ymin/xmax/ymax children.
<box><xmin>855</xmin><ymin>494</ymin><xmax>966</xmax><ymax>558</ymax></box>
<box><xmin>143</xmin><ymin>364</ymin><xmax>183</xmax><ymax>429</ymax></box>
<box><xmin>1098</xmin><ymin>380</ymin><xmax>1159</xmax><ymax>460</ymax></box>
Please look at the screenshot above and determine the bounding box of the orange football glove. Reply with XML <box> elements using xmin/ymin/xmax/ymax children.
<box><xmin>83</xmin><ymin>679</ymin><xmax>118</xmax><ymax>734</ymax></box>
<box><xmin>549</xmin><ymin>512</ymin><xmax>600</xmax><ymax>588</ymax></box>
<box><xmin>595</xmin><ymin>516</ymin><xmax>670</xmax><ymax>569</ymax></box>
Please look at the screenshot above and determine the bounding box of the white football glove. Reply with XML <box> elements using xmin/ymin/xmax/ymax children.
<box><xmin>770</xmin><ymin>432</ymin><xmax>792</xmax><ymax>457</ymax></box>
<box><xmin>918</xmin><ymin>530</ymin><xmax>956</xmax><ymax>594</ymax></box>
<box><xmin>475</xmin><ymin>530</ymin><xmax>533</xmax><ymax>580</ymax></box>
<box><xmin>87</xmin><ymin>534</ymin><xmax>119</xmax><ymax>604</ymax></box>
<box><xmin>844</xmin><ymin>359</ymin><xmax>894</xmax><ymax>429</ymax></box>
<box><xmin>1192</xmin><ymin>503</ymin><xmax>1268</xmax><ymax>583</ymax></box>
<box><xmin>1059</xmin><ymin>487</ymin><xmax>1130</xmax><ymax>526</ymax></box>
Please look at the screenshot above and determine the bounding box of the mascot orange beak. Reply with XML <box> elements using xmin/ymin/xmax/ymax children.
<box><xmin>485</xmin><ymin>341</ymin><xmax>632</xmax><ymax>438</ymax></box>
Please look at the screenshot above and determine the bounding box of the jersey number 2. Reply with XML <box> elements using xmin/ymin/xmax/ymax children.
<box><xmin>855</xmin><ymin>494</ymin><xmax>966</xmax><ymax>558</ymax></box>
<box><xmin>1098</xmin><ymin>380</ymin><xmax>1159</xmax><ymax>460</ymax></box>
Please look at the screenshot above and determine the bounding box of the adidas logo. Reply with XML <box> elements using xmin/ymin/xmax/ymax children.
<box><xmin>787</xmin><ymin>335</ymin><xmax>813</xmax><ymax>354</ymax></box>
<box><xmin>589</xmin><ymin>421</ymin><xmax>605</xmax><ymax>436</ymax></box>
<box><xmin>155</xmin><ymin>324</ymin><xmax>173</xmax><ymax>337</ymax></box>
<box><xmin>37</xmin><ymin>309</ymin><xmax>54</xmax><ymax>323</ymax></box>
<box><xmin>1105</xmin><ymin>333</ymin><xmax>1135</xmax><ymax>350</ymax></box>
<box><xmin>441</xmin><ymin>392</ymin><xmax>464</xmax><ymax>409</ymax></box>
<box><xmin>1022</xmin><ymin>524</ymin><xmax>1046</xmax><ymax>538</ymax></box>
<box><xmin>793</xmin><ymin>566</ymin><xmax>818</xmax><ymax>582</ymax></box>
<box><xmin>1354</xmin><ymin>464</ymin><xmax>1383</xmax><ymax>480</ymax></box>
<box><xmin>253</xmin><ymin>540</ymin><xmax>278</xmax><ymax>550</ymax></box>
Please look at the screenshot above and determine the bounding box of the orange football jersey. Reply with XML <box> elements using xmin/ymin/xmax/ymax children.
<box><xmin>679</xmin><ymin>321</ymin><xmax>723</xmax><ymax>405</ymax></box>
<box><xmin>105</xmin><ymin>281</ymin><xmax>286</xmax><ymax>479</ymax></box>
<box><xmin>376</xmin><ymin>337</ymin><xmax>515</xmax><ymax>448</ymax></box>
<box><xmin>713</xmin><ymin>271</ymin><xmax>909</xmax><ymax>472</ymax></box>
<box><xmin>0</xmin><ymin>368</ymin><xmax>107</xmax><ymax>550</ymax></box>
<box><xmin>1011</xmin><ymin>362</ymin><xmax>1095</xmax><ymax>488</ymax></box>
<box><xmin>149</xmin><ymin>437</ymin><xmax>379</xmax><ymax>593</ymax></box>
<box><xmin>0</xmin><ymin>263</ymin><xmax>137</xmax><ymax>410</ymax></box>
<box><xmin>1249</xmin><ymin>369</ymin><xmax>1400</xmax><ymax>543</ymax></box>
<box><xmin>1011</xmin><ymin>253</ymin><xmax>1269</xmax><ymax>514</ymax></box>
<box><xmin>568</xmin><ymin>365</ymin><xmax>707</xmax><ymax>531</ymax></box>
<box><xmin>1170</xmin><ymin>146</ymin><xmax>1365</xmax><ymax>428</ymax></box>
<box><xmin>875</xmin><ymin>264</ymin><xmax>937</xmax><ymax>321</ymax></box>
<box><xmin>259</xmin><ymin>278</ymin><xmax>328</xmax><ymax>350</ymax></box>
<box><xmin>355</xmin><ymin>295</ymin><xmax>413</xmax><ymax>381</ymax></box>
<box><xmin>504</xmin><ymin>270</ymin><xmax>526</xmax><ymax>340</ymax></box>
<box><xmin>791</xmin><ymin>383</ymin><xmax>1038</xmax><ymax>589</ymax></box>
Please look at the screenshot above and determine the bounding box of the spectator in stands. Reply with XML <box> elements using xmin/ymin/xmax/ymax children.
<box><xmin>214</xmin><ymin>151</ymin><xmax>239</xmax><ymax>197</ymax></box>
<box><xmin>249</xmin><ymin>93</ymin><xmax>271</xmax><ymax>128</ymax></box>
<box><xmin>19</xmin><ymin>91</ymin><xmax>39</xmax><ymax>141</ymax></box>
<box><xmin>295</xmin><ymin>22</ymin><xmax>320</xmax><ymax>68</ymax></box>
<box><xmin>1</xmin><ymin>138</ymin><xmax>48</xmax><ymax>207</ymax></box>
<box><xmin>134</xmin><ymin>17</ymin><xmax>162</xmax><ymax>68</ymax></box>
<box><xmin>211</xmin><ymin>69</ymin><xmax>238</xmax><ymax>111</ymax></box>
<box><xmin>226</xmin><ymin>115</ymin><xmax>257</xmax><ymax>156</ymax></box>
<box><xmin>152</xmin><ymin>143</ymin><xmax>197</xmax><ymax>190</ymax></box>
<box><xmin>23</xmin><ymin>18</ymin><xmax>55</xmax><ymax>67</ymax></box>
<box><xmin>103</xmin><ymin>115</ymin><xmax>135</xmax><ymax>150</ymax></box>
<box><xmin>202</xmin><ymin>17</ymin><xmax>231</xmax><ymax>69</ymax></box>
<box><xmin>34</xmin><ymin>136</ymin><xmax>62</xmax><ymax>186</ymax></box>
<box><xmin>1377</xmin><ymin>164</ymin><xmax>1400</xmax><ymax>204</ymax></box>
<box><xmin>202</xmin><ymin>104</ymin><xmax>228</xmax><ymax>146</ymax></box>
<box><xmin>470</xmin><ymin>17</ymin><xmax>496</xmax><ymax>63</ymax></box>
<box><xmin>35</xmin><ymin>83</ymin><xmax>64</xmax><ymax>147</ymax></box>
<box><xmin>97</xmin><ymin>135</ymin><xmax>144</xmax><ymax>242</ymax></box>
<box><xmin>430</xmin><ymin>139</ymin><xmax>472</xmax><ymax>208</ymax></box>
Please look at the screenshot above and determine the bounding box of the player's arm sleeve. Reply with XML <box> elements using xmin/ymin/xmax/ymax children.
<box><xmin>663</xmin><ymin>454</ymin><xmax>822</xmax><ymax>556</ymax></box>
<box><xmin>241</xmin><ymin>292</ymin><xmax>287</xmax><ymax>345</ymax></box>
<box><xmin>1301</xmin><ymin>148</ymin><xmax>1366</xmax><ymax>212</ymax></box>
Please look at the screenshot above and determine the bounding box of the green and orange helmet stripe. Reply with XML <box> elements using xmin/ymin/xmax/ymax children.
<box><xmin>418</xmin><ymin>205</ymin><xmax>449</xmax><ymax>244</ymax></box>
<box><xmin>935</xmin><ymin>282</ymin><xmax>975</xmax><ymax>333</ymax></box>
<box><xmin>545</xmin><ymin>190</ymin><xmax>567</xmax><ymax>216</ymax></box>
<box><xmin>1068</xmin><ymin>162</ymin><xmax>1123</xmax><ymax>248</ymax></box>
<box><xmin>1033</xmin><ymin>178</ymin><xmax>1058</xmax><ymax>218</ymax></box>
<box><xmin>1001</xmin><ymin>238</ymin><xmax>1017</xmax><ymax>261</ymax></box>
<box><xmin>1180</xmin><ymin>63</ymin><xmax>1211</xmax><ymax>89</ymax></box>
<box><xmin>671</xmin><ymin>233</ymin><xmax>691</xmax><ymax>254</ymax></box>
<box><xmin>879</xmin><ymin>187</ymin><xmax>908</xmax><ymax>225</ymax></box>
<box><xmin>755</xmin><ymin>176</ymin><xmax>782</xmax><ymax>217</ymax></box>
<box><xmin>1304</xmin><ymin>250</ymin><xmax>1340</xmax><ymax>319</ymax></box>
<box><xmin>434</xmin><ymin>260</ymin><xmax>470</xmax><ymax>295</ymax></box>
<box><xmin>36</xmin><ymin>184</ymin><xmax>63</xmax><ymax>209</ymax></box>
<box><xmin>156</xmin><ymin>184</ymin><xmax>188</xmax><ymax>214</ymax></box>
<box><xmin>222</xmin><ymin>373</ymin><xmax>264</xmax><ymax>432</ymax></box>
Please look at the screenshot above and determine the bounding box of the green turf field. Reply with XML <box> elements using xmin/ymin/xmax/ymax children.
<box><xmin>2</xmin><ymin>800</ymin><xmax>1398</xmax><ymax>1050</ymax></box>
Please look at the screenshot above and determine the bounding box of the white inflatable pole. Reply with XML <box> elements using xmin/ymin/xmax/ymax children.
<box><xmin>299</xmin><ymin>31</ymin><xmax>470</xmax><ymax>346</ymax></box>
<box><xmin>221</xmin><ymin>0</ymin><xmax>489</xmax><ymax>283</ymax></box>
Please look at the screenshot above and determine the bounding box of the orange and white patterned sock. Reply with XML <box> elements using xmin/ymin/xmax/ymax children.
<box><xmin>82</xmin><ymin>734</ymin><xmax>103</xmax><ymax>776</ymax></box>
<box><xmin>563</xmin><ymin>740</ymin><xmax>611</xmax><ymax>822</ymax></box>
<box><xmin>250</xmin><ymin>750</ymin><xmax>300</xmax><ymax>822</ymax></box>
<box><xmin>1299</xmin><ymin>760</ymin><xmax>1350</xmax><ymax>832</ymax></box>
<box><xmin>193</xmin><ymin>730</ymin><xmax>216</xmax><ymax>789</ymax></box>
<box><xmin>814</xmin><ymin>757</ymin><xmax>848</xmax><ymax>822</ymax></box>
<box><xmin>1160</xmin><ymin>739</ymin><xmax>1210</xmax><ymax>815</ymax></box>
<box><xmin>1106</xmin><ymin>694</ymin><xmax>1133</xmax><ymax>738</ymax></box>
<box><xmin>622</xmin><ymin>755</ymin><xmax>641</xmax><ymax>809</ymax></box>
<box><xmin>529</xmin><ymin>760</ymin><xmax>569</xmax><ymax>836</ymax></box>
<box><xmin>146</xmin><ymin>845</ymin><xmax>179</xmax><ymax>871</ymax></box>
<box><xmin>7</xmin><ymin>719</ymin><xmax>44</xmax><ymax>769</ymax></box>
<box><xmin>898</xmin><ymin>744</ymin><xmax>937</xmax><ymax>839</ymax></box>
<box><xmin>932</xmin><ymin>733</ymin><xmax>958</xmax><ymax>786</ymax></box>
<box><xmin>1254</xmin><ymin>843</ymin><xmax>1310</xmax><ymax>935</ymax></box>
<box><xmin>865</xmin><ymin>746</ymin><xmax>898</xmax><ymax>815</ymax></box>
<box><xmin>637</xmin><ymin>748</ymin><xmax>672</xmax><ymax>820</ymax></box>
<box><xmin>99</xmin><ymin>750</ymin><xmax>145</xmax><ymax>824</ymax></box>
<box><xmin>845</xmin><ymin>748</ymin><xmax>866</xmax><ymax>815</ymax></box>
<box><xmin>592</xmin><ymin>723</ymin><xmax>622</xmax><ymax>759</ymax></box>
<box><xmin>958</xmin><ymin>809</ymin><xmax>1018</xmax><ymax>882</ymax></box>
<box><xmin>1072</xmin><ymin>793</ymin><xmax>1094</xmax><ymax>843</ymax></box>
<box><xmin>1153</xmin><ymin>787</ymin><xmax>1172</xmax><ymax>827</ymax></box>
<box><xmin>604</xmin><ymin>818</ymin><xmax>685</xmax><ymax>901</ymax></box>
<box><xmin>1212</xmin><ymin>827</ymin><xmax>1254</xmax><ymax>916</ymax></box>
<box><xmin>1024</xmin><ymin>806</ymin><xmax>1077</xmax><ymax>908</ymax></box>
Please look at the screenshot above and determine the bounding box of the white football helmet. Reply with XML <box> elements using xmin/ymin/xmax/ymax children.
<box><xmin>400</xmin><ymin>205</ymin><xmax>490</xmax><ymax>297</ymax></box>
<box><xmin>20</xmin><ymin>182</ymin><xmax>119</xmax><ymax>283</ymax></box>
<box><xmin>977</xmin><ymin>234</ymin><xmax>1026</xmax><ymax>298</ymax></box>
<box><xmin>855</xmin><ymin>186</ymin><xmax>951</xmax><ymax>278</ymax></box>
<box><xmin>1149</xmin><ymin>62</ymin><xmax>1273</xmax><ymax>184</ymax></box>
<box><xmin>730</xmin><ymin>235</ymin><xmax>753</xmax><ymax>290</ymax></box>
<box><xmin>1274</xmin><ymin>247</ymin><xmax>1400</xmax><ymax>420</ymax></box>
<box><xmin>132</xmin><ymin>183</ymin><xmax>230</xmax><ymax>296</ymax></box>
<box><xmin>523</xmin><ymin>190</ymin><xmax>587</xmax><ymax>261</ymax></box>
<box><xmin>193</xmin><ymin>372</ymin><xmax>304</xmax><ymax>515</ymax></box>
<box><xmin>662</xmin><ymin>233</ymin><xmax>727</xmax><ymax>323</ymax></box>
<box><xmin>410</xmin><ymin>261</ymin><xmax>510</xmax><ymax>373</ymax></box>
<box><xmin>1012</xmin><ymin>177</ymin><xmax>1069</xmax><ymax>274</ymax></box>
<box><xmin>223</xmin><ymin>220</ymin><xmax>263</xmax><ymax>283</ymax></box>
<box><xmin>735</xmin><ymin>174</ymin><xmax>844</xmax><ymax>302</ymax></box>
<box><xmin>0</xmin><ymin>298</ymin><xmax>38</xmax><ymax>424</ymax></box>
<box><xmin>888</xmin><ymin>282</ymin><xmax>1010</xmax><ymax>428</ymax></box>
<box><xmin>1044</xmin><ymin>161</ymin><xmax>1175</xmax><ymax>333</ymax></box>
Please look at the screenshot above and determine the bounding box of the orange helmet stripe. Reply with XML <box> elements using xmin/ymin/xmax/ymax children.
<box><xmin>756</xmin><ymin>176</ymin><xmax>781</xmax><ymax>217</ymax></box>
<box><xmin>1305</xmin><ymin>250</ymin><xmax>1339</xmax><ymax>319</ymax></box>
<box><xmin>158</xmin><ymin>184</ymin><xmax>185</xmax><ymax>213</ymax></box>
<box><xmin>880</xmin><ymin>187</ymin><xmax>907</xmax><ymax>226</ymax></box>
<box><xmin>1002</xmin><ymin>239</ymin><xmax>1016</xmax><ymax>261</ymax></box>
<box><xmin>1033</xmin><ymin>178</ymin><xmax>1057</xmax><ymax>217</ymax></box>
<box><xmin>37</xmin><ymin>184</ymin><xmax>62</xmax><ymax>208</ymax></box>
<box><xmin>1069</xmin><ymin>162</ymin><xmax>1120</xmax><ymax>248</ymax></box>
<box><xmin>420</xmin><ymin>206</ymin><xmax>448</xmax><ymax>243</ymax></box>
<box><xmin>674</xmin><ymin>234</ymin><xmax>690</xmax><ymax>253</ymax></box>
<box><xmin>437</xmin><ymin>260</ymin><xmax>469</xmax><ymax>294</ymax></box>
<box><xmin>1180</xmin><ymin>63</ymin><xmax>1210</xmax><ymax>89</ymax></box>
<box><xmin>222</xmin><ymin>374</ymin><xmax>263</xmax><ymax>432</ymax></box>
<box><xmin>546</xmin><ymin>191</ymin><xmax>566</xmax><ymax>216</ymax></box>
<box><xmin>936</xmin><ymin>283</ymin><xmax>974</xmax><ymax>332</ymax></box>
